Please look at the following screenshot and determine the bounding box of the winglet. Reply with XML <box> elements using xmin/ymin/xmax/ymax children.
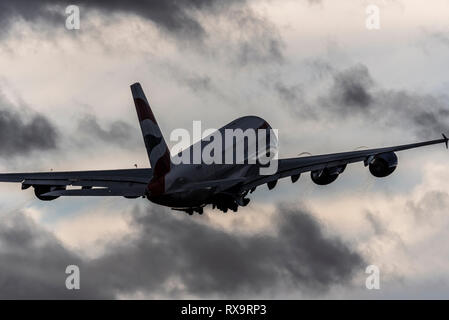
<box><xmin>443</xmin><ymin>133</ymin><xmax>448</xmax><ymax>149</ymax></box>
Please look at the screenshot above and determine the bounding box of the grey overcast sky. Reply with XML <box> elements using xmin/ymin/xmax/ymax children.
<box><xmin>1</xmin><ymin>0</ymin><xmax>449</xmax><ymax>299</ymax></box>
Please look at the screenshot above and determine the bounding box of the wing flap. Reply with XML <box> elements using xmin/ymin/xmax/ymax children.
<box><xmin>43</xmin><ymin>185</ymin><xmax>147</xmax><ymax>197</ymax></box>
<box><xmin>23</xmin><ymin>179</ymin><xmax>70</xmax><ymax>186</ymax></box>
<box><xmin>0</xmin><ymin>168</ymin><xmax>153</xmax><ymax>184</ymax></box>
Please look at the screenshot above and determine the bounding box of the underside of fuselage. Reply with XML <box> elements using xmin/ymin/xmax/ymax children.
<box><xmin>148</xmin><ymin>190</ymin><xmax>251</xmax><ymax>215</ymax></box>
<box><xmin>148</xmin><ymin>164</ymin><xmax>255</xmax><ymax>214</ymax></box>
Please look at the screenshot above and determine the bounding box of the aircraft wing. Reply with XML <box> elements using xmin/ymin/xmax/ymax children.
<box><xmin>239</xmin><ymin>134</ymin><xmax>449</xmax><ymax>193</ymax></box>
<box><xmin>0</xmin><ymin>168</ymin><xmax>152</xmax><ymax>197</ymax></box>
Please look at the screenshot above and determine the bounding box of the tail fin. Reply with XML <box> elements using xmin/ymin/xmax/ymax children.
<box><xmin>131</xmin><ymin>83</ymin><xmax>171</xmax><ymax>178</ymax></box>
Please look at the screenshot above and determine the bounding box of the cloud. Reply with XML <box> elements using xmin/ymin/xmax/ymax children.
<box><xmin>329</xmin><ymin>64</ymin><xmax>374</xmax><ymax>111</ymax></box>
<box><xmin>0</xmin><ymin>204</ymin><xmax>364</xmax><ymax>299</ymax></box>
<box><xmin>0</xmin><ymin>1</ymin><xmax>64</xmax><ymax>34</ymax></box>
<box><xmin>427</xmin><ymin>30</ymin><xmax>449</xmax><ymax>47</ymax></box>
<box><xmin>88</xmin><ymin>205</ymin><xmax>364</xmax><ymax>298</ymax></box>
<box><xmin>0</xmin><ymin>212</ymin><xmax>104</xmax><ymax>299</ymax></box>
<box><xmin>0</xmin><ymin>1</ymin><xmax>286</xmax><ymax>74</ymax></box>
<box><xmin>376</xmin><ymin>90</ymin><xmax>449</xmax><ymax>139</ymax></box>
<box><xmin>182</xmin><ymin>75</ymin><xmax>214</xmax><ymax>93</ymax></box>
<box><xmin>0</xmin><ymin>95</ymin><xmax>58</xmax><ymax>158</ymax></box>
<box><xmin>76</xmin><ymin>114</ymin><xmax>136</xmax><ymax>146</ymax></box>
<box><xmin>305</xmin><ymin>63</ymin><xmax>449</xmax><ymax>139</ymax></box>
<box><xmin>0</xmin><ymin>0</ymin><xmax>244</xmax><ymax>39</ymax></box>
<box><xmin>75</xmin><ymin>0</ymin><xmax>234</xmax><ymax>39</ymax></box>
<box><xmin>405</xmin><ymin>190</ymin><xmax>449</xmax><ymax>222</ymax></box>
<box><xmin>230</xmin><ymin>8</ymin><xmax>284</xmax><ymax>66</ymax></box>
<box><xmin>365</xmin><ymin>211</ymin><xmax>385</xmax><ymax>236</ymax></box>
<box><xmin>270</xmin><ymin>80</ymin><xmax>321</xmax><ymax>119</ymax></box>
<box><xmin>274</xmin><ymin>81</ymin><xmax>304</xmax><ymax>106</ymax></box>
<box><xmin>171</xmin><ymin>72</ymin><xmax>219</xmax><ymax>95</ymax></box>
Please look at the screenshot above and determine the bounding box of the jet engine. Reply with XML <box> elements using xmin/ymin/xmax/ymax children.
<box><xmin>33</xmin><ymin>185</ymin><xmax>65</xmax><ymax>201</ymax></box>
<box><xmin>311</xmin><ymin>165</ymin><xmax>346</xmax><ymax>185</ymax></box>
<box><xmin>368</xmin><ymin>152</ymin><xmax>398</xmax><ymax>177</ymax></box>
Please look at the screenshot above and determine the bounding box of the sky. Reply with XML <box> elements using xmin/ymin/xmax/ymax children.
<box><xmin>0</xmin><ymin>0</ymin><xmax>449</xmax><ymax>299</ymax></box>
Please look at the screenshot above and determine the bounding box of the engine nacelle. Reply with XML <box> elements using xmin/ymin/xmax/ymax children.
<box><xmin>369</xmin><ymin>152</ymin><xmax>398</xmax><ymax>178</ymax></box>
<box><xmin>311</xmin><ymin>165</ymin><xmax>346</xmax><ymax>185</ymax></box>
<box><xmin>33</xmin><ymin>185</ymin><xmax>65</xmax><ymax>201</ymax></box>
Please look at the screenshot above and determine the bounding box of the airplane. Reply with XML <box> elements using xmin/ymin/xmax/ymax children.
<box><xmin>0</xmin><ymin>82</ymin><xmax>447</xmax><ymax>215</ymax></box>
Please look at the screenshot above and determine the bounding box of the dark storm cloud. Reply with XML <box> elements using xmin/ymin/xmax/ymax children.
<box><xmin>0</xmin><ymin>1</ymin><xmax>63</xmax><ymax>33</ymax></box>
<box><xmin>0</xmin><ymin>97</ymin><xmax>58</xmax><ymax>157</ymax></box>
<box><xmin>0</xmin><ymin>212</ymin><xmax>107</xmax><ymax>299</ymax></box>
<box><xmin>0</xmin><ymin>204</ymin><xmax>364</xmax><ymax>299</ymax></box>
<box><xmin>376</xmin><ymin>90</ymin><xmax>449</xmax><ymax>139</ymax></box>
<box><xmin>0</xmin><ymin>1</ymin><xmax>285</xmax><ymax>66</ymax></box>
<box><xmin>75</xmin><ymin>0</ymin><xmax>240</xmax><ymax>38</ymax></box>
<box><xmin>87</xmin><ymin>205</ymin><xmax>363</xmax><ymax>297</ymax></box>
<box><xmin>271</xmin><ymin>80</ymin><xmax>316</xmax><ymax>118</ymax></box>
<box><xmin>298</xmin><ymin>62</ymin><xmax>449</xmax><ymax>139</ymax></box>
<box><xmin>0</xmin><ymin>0</ymin><xmax>241</xmax><ymax>39</ymax></box>
<box><xmin>77</xmin><ymin>115</ymin><xmax>135</xmax><ymax>146</ymax></box>
<box><xmin>329</xmin><ymin>64</ymin><xmax>374</xmax><ymax>110</ymax></box>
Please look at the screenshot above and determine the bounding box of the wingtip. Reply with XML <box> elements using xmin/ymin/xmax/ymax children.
<box><xmin>442</xmin><ymin>133</ymin><xmax>448</xmax><ymax>149</ymax></box>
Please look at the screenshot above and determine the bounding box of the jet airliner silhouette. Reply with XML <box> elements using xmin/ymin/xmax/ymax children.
<box><xmin>0</xmin><ymin>83</ymin><xmax>447</xmax><ymax>214</ymax></box>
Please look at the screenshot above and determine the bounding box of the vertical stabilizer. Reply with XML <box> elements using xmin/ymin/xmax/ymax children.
<box><xmin>131</xmin><ymin>83</ymin><xmax>171</xmax><ymax>181</ymax></box>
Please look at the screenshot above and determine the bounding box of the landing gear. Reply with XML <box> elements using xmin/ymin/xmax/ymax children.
<box><xmin>175</xmin><ymin>206</ymin><xmax>204</xmax><ymax>215</ymax></box>
<box><xmin>210</xmin><ymin>193</ymin><xmax>250</xmax><ymax>213</ymax></box>
<box><xmin>173</xmin><ymin>194</ymin><xmax>251</xmax><ymax>215</ymax></box>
